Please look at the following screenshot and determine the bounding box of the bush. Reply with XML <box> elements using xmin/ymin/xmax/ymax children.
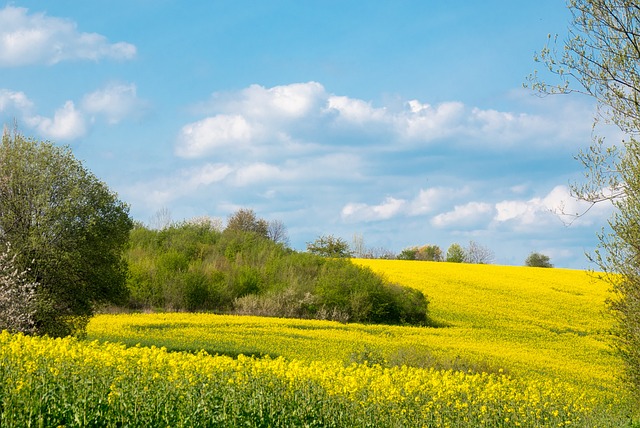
<box><xmin>0</xmin><ymin>245</ymin><xmax>38</xmax><ymax>334</ymax></box>
<box><xmin>525</xmin><ymin>252</ymin><xmax>553</xmax><ymax>268</ymax></box>
<box><xmin>125</xmin><ymin>222</ymin><xmax>431</xmax><ymax>326</ymax></box>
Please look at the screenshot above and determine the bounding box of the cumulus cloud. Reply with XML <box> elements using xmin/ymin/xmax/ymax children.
<box><xmin>342</xmin><ymin>197</ymin><xmax>407</xmax><ymax>222</ymax></box>
<box><xmin>82</xmin><ymin>83</ymin><xmax>146</xmax><ymax>124</ymax></box>
<box><xmin>0</xmin><ymin>6</ymin><xmax>136</xmax><ymax>67</ymax></box>
<box><xmin>177</xmin><ymin>82</ymin><xmax>591</xmax><ymax>162</ymax></box>
<box><xmin>176</xmin><ymin>115</ymin><xmax>255</xmax><ymax>158</ymax></box>
<box><xmin>431</xmin><ymin>202</ymin><xmax>494</xmax><ymax>229</ymax></box>
<box><xmin>1</xmin><ymin>82</ymin><xmax>146</xmax><ymax>140</ymax></box>
<box><xmin>25</xmin><ymin>100</ymin><xmax>87</xmax><ymax>140</ymax></box>
<box><xmin>234</xmin><ymin>163</ymin><xmax>293</xmax><ymax>186</ymax></box>
<box><xmin>341</xmin><ymin>186</ymin><xmax>465</xmax><ymax>222</ymax></box>
<box><xmin>326</xmin><ymin>95</ymin><xmax>388</xmax><ymax>124</ymax></box>
<box><xmin>494</xmin><ymin>185</ymin><xmax>611</xmax><ymax>229</ymax></box>
<box><xmin>0</xmin><ymin>89</ymin><xmax>33</xmax><ymax>113</ymax></box>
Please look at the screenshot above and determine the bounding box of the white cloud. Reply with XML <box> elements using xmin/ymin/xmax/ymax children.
<box><xmin>184</xmin><ymin>163</ymin><xmax>233</xmax><ymax>187</ymax></box>
<box><xmin>238</xmin><ymin>82</ymin><xmax>325</xmax><ymax>119</ymax></box>
<box><xmin>399</xmin><ymin>100</ymin><xmax>466</xmax><ymax>140</ymax></box>
<box><xmin>26</xmin><ymin>100</ymin><xmax>86</xmax><ymax>140</ymax></box>
<box><xmin>234</xmin><ymin>163</ymin><xmax>291</xmax><ymax>186</ymax></box>
<box><xmin>176</xmin><ymin>82</ymin><xmax>595</xmax><ymax>161</ymax></box>
<box><xmin>176</xmin><ymin>115</ymin><xmax>255</xmax><ymax>158</ymax></box>
<box><xmin>493</xmin><ymin>185</ymin><xmax>610</xmax><ymax>228</ymax></box>
<box><xmin>406</xmin><ymin>187</ymin><xmax>467</xmax><ymax>216</ymax></box>
<box><xmin>327</xmin><ymin>95</ymin><xmax>387</xmax><ymax>124</ymax></box>
<box><xmin>431</xmin><ymin>202</ymin><xmax>494</xmax><ymax>229</ymax></box>
<box><xmin>82</xmin><ymin>83</ymin><xmax>145</xmax><ymax>124</ymax></box>
<box><xmin>0</xmin><ymin>6</ymin><xmax>136</xmax><ymax>67</ymax></box>
<box><xmin>0</xmin><ymin>89</ymin><xmax>33</xmax><ymax>113</ymax></box>
<box><xmin>341</xmin><ymin>186</ymin><xmax>466</xmax><ymax>222</ymax></box>
<box><xmin>342</xmin><ymin>196</ymin><xmax>407</xmax><ymax>222</ymax></box>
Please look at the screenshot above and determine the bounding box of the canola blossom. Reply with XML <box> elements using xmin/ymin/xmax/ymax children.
<box><xmin>0</xmin><ymin>330</ymin><xmax>607</xmax><ymax>427</ymax></box>
<box><xmin>88</xmin><ymin>261</ymin><xmax>622</xmax><ymax>398</ymax></box>
<box><xmin>2</xmin><ymin>260</ymin><xmax>635</xmax><ymax>426</ymax></box>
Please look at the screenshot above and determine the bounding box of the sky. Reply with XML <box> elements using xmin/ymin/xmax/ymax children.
<box><xmin>0</xmin><ymin>1</ymin><xmax>622</xmax><ymax>269</ymax></box>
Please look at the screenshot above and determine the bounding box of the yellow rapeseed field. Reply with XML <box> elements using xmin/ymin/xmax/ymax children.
<box><xmin>89</xmin><ymin>260</ymin><xmax>620</xmax><ymax>396</ymax></box>
<box><xmin>2</xmin><ymin>259</ymin><xmax>633</xmax><ymax>426</ymax></box>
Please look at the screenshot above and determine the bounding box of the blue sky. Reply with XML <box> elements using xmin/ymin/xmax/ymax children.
<box><xmin>0</xmin><ymin>1</ymin><xmax>620</xmax><ymax>268</ymax></box>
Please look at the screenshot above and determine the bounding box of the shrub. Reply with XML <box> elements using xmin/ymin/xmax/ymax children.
<box><xmin>0</xmin><ymin>245</ymin><xmax>38</xmax><ymax>334</ymax></box>
<box><xmin>125</xmin><ymin>222</ymin><xmax>431</xmax><ymax>326</ymax></box>
<box><xmin>525</xmin><ymin>252</ymin><xmax>553</xmax><ymax>268</ymax></box>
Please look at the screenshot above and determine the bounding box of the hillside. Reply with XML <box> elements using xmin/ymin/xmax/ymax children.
<box><xmin>89</xmin><ymin>259</ymin><xmax>622</xmax><ymax>398</ymax></box>
<box><xmin>4</xmin><ymin>258</ymin><xmax>632</xmax><ymax>427</ymax></box>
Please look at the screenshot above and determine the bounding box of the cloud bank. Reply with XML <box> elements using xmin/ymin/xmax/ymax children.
<box><xmin>0</xmin><ymin>6</ymin><xmax>136</xmax><ymax>67</ymax></box>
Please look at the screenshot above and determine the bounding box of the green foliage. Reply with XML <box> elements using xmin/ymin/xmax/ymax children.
<box><xmin>397</xmin><ymin>245</ymin><xmax>443</xmax><ymax>262</ymax></box>
<box><xmin>446</xmin><ymin>243</ymin><xmax>466</xmax><ymax>263</ymax></box>
<box><xmin>525</xmin><ymin>252</ymin><xmax>553</xmax><ymax>268</ymax></box>
<box><xmin>225</xmin><ymin>208</ymin><xmax>268</xmax><ymax>238</ymax></box>
<box><xmin>126</xmin><ymin>222</ymin><xmax>430</xmax><ymax>325</ymax></box>
<box><xmin>0</xmin><ymin>133</ymin><xmax>133</xmax><ymax>337</ymax></box>
<box><xmin>529</xmin><ymin>0</ymin><xmax>640</xmax><ymax>400</ymax></box>
<box><xmin>306</xmin><ymin>235</ymin><xmax>353</xmax><ymax>258</ymax></box>
<box><xmin>397</xmin><ymin>247</ymin><xmax>418</xmax><ymax>260</ymax></box>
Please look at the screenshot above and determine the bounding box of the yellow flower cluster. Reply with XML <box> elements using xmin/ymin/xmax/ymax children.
<box><xmin>88</xmin><ymin>260</ymin><xmax>622</xmax><ymax>399</ymax></box>
<box><xmin>41</xmin><ymin>258</ymin><xmax>631</xmax><ymax>425</ymax></box>
<box><xmin>0</xmin><ymin>330</ymin><xmax>606</xmax><ymax>426</ymax></box>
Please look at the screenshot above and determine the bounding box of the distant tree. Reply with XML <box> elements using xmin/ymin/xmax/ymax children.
<box><xmin>149</xmin><ymin>207</ymin><xmax>173</xmax><ymax>230</ymax></box>
<box><xmin>397</xmin><ymin>247</ymin><xmax>418</xmax><ymax>260</ymax></box>
<box><xmin>367</xmin><ymin>246</ymin><xmax>396</xmax><ymax>260</ymax></box>
<box><xmin>267</xmin><ymin>219</ymin><xmax>289</xmax><ymax>246</ymax></box>
<box><xmin>397</xmin><ymin>245</ymin><xmax>443</xmax><ymax>261</ymax></box>
<box><xmin>307</xmin><ymin>235</ymin><xmax>353</xmax><ymax>258</ymax></box>
<box><xmin>185</xmin><ymin>215</ymin><xmax>224</xmax><ymax>232</ymax></box>
<box><xmin>0</xmin><ymin>244</ymin><xmax>38</xmax><ymax>334</ymax></box>
<box><xmin>0</xmin><ymin>132</ymin><xmax>133</xmax><ymax>337</ymax></box>
<box><xmin>415</xmin><ymin>245</ymin><xmax>443</xmax><ymax>262</ymax></box>
<box><xmin>465</xmin><ymin>241</ymin><xmax>494</xmax><ymax>264</ymax></box>
<box><xmin>525</xmin><ymin>252</ymin><xmax>553</xmax><ymax>268</ymax></box>
<box><xmin>446</xmin><ymin>243</ymin><xmax>466</xmax><ymax>263</ymax></box>
<box><xmin>225</xmin><ymin>208</ymin><xmax>269</xmax><ymax>238</ymax></box>
<box><xmin>351</xmin><ymin>233</ymin><xmax>366</xmax><ymax>258</ymax></box>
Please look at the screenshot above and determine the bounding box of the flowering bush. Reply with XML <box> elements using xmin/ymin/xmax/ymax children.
<box><xmin>0</xmin><ymin>244</ymin><xmax>38</xmax><ymax>334</ymax></box>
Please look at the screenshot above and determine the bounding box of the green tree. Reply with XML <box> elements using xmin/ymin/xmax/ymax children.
<box><xmin>0</xmin><ymin>132</ymin><xmax>133</xmax><ymax>337</ymax></box>
<box><xmin>446</xmin><ymin>243</ymin><xmax>466</xmax><ymax>263</ymax></box>
<box><xmin>415</xmin><ymin>245</ymin><xmax>443</xmax><ymax>262</ymax></box>
<box><xmin>397</xmin><ymin>247</ymin><xmax>418</xmax><ymax>260</ymax></box>
<box><xmin>524</xmin><ymin>252</ymin><xmax>553</xmax><ymax>268</ymax></box>
<box><xmin>528</xmin><ymin>0</ymin><xmax>640</xmax><ymax>399</ymax></box>
<box><xmin>306</xmin><ymin>235</ymin><xmax>353</xmax><ymax>258</ymax></box>
<box><xmin>225</xmin><ymin>208</ymin><xmax>269</xmax><ymax>238</ymax></box>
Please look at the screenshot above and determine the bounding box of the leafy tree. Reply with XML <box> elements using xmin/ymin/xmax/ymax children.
<box><xmin>397</xmin><ymin>247</ymin><xmax>418</xmax><ymax>260</ymax></box>
<box><xmin>464</xmin><ymin>241</ymin><xmax>494</xmax><ymax>264</ymax></box>
<box><xmin>446</xmin><ymin>243</ymin><xmax>466</xmax><ymax>263</ymax></box>
<box><xmin>306</xmin><ymin>235</ymin><xmax>353</xmax><ymax>258</ymax></box>
<box><xmin>525</xmin><ymin>252</ymin><xmax>553</xmax><ymax>268</ymax></box>
<box><xmin>528</xmin><ymin>0</ymin><xmax>640</xmax><ymax>399</ymax></box>
<box><xmin>415</xmin><ymin>245</ymin><xmax>443</xmax><ymax>262</ymax></box>
<box><xmin>0</xmin><ymin>132</ymin><xmax>133</xmax><ymax>337</ymax></box>
<box><xmin>225</xmin><ymin>208</ymin><xmax>269</xmax><ymax>238</ymax></box>
<box><xmin>0</xmin><ymin>244</ymin><xmax>38</xmax><ymax>334</ymax></box>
